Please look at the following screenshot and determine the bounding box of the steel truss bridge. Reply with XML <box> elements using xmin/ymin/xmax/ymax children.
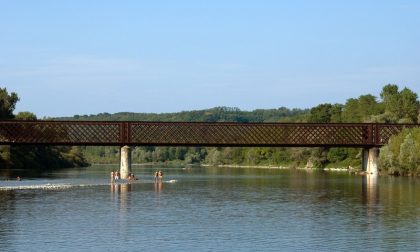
<box><xmin>0</xmin><ymin>121</ymin><xmax>418</xmax><ymax>147</ymax></box>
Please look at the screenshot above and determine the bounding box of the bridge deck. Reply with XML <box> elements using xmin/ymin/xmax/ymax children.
<box><xmin>0</xmin><ymin>121</ymin><xmax>417</xmax><ymax>147</ymax></box>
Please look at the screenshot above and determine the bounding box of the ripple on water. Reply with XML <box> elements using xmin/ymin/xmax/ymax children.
<box><xmin>1</xmin><ymin>167</ymin><xmax>420</xmax><ymax>252</ymax></box>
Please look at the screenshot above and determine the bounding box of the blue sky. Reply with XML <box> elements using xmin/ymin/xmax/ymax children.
<box><xmin>1</xmin><ymin>0</ymin><xmax>420</xmax><ymax>118</ymax></box>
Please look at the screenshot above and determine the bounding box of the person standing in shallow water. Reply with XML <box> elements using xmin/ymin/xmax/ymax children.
<box><xmin>110</xmin><ymin>171</ymin><xmax>115</xmax><ymax>183</ymax></box>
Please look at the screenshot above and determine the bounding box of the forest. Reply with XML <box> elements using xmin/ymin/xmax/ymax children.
<box><xmin>1</xmin><ymin>84</ymin><xmax>419</xmax><ymax>175</ymax></box>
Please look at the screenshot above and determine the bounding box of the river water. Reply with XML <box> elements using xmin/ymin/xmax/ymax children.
<box><xmin>0</xmin><ymin>165</ymin><xmax>419</xmax><ymax>252</ymax></box>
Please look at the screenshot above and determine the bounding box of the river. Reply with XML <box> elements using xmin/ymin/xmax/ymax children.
<box><xmin>0</xmin><ymin>165</ymin><xmax>419</xmax><ymax>251</ymax></box>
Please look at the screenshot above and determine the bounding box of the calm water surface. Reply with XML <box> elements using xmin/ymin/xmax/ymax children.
<box><xmin>0</xmin><ymin>165</ymin><xmax>419</xmax><ymax>252</ymax></box>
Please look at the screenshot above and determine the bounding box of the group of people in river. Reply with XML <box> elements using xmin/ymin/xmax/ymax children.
<box><xmin>110</xmin><ymin>171</ymin><xmax>138</xmax><ymax>183</ymax></box>
<box><xmin>110</xmin><ymin>170</ymin><xmax>163</xmax><ymax>183</ymax></box>
<box><xmin>110</xmin><ymin>171</ymin><xmax>120</xmax><ymax>182</ymax></box>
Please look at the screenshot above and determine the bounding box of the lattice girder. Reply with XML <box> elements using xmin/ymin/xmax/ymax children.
<box><xmin>0</xmin><ymin>121</ymin><xmax>418</xmax><ymax>147</ymax></box>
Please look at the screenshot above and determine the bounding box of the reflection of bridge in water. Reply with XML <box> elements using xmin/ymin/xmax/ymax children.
<box><xmin>1</xmin><ymin>121</ymin><xmax>418</xmax><ymax>178</ymax></box>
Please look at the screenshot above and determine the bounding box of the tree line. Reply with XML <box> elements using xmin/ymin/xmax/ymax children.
<box><xmin>70</xmin><ymin>84</ymin><xmax>420</xmax><ymax>175</ymax></box>
<box><xmin>0</xmin><ymin>87</ymin><xmax>88</xmax><ymax>177</ymax></box>
<box><xmin>1</xmin><ymin>84</ymin><xmax>419</xmax><ymax>176</ymax></box>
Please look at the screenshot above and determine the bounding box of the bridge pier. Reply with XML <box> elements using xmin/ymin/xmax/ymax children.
<box><xmin>120</xmin><ymin>145</ymin><xmax>132</xmax><ymax>179</ymax></box>
<box><xmin>362</xmin><ymin>148</ymin><xmax>379</xmax><ymax>175</ymax></box>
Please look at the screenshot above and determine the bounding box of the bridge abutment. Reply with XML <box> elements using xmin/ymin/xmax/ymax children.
<box><xmin>120</xmin><ymin>145</ymin><xmax>132</xmax><ymax>179</ymax></box>
<box><xmin>362</xmin><ymin>148</ymin><xmax>379</xmax><ymax>175</ymax></box>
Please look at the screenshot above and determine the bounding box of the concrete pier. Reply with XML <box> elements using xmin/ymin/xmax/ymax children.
<box><xmin>362</xmin><ymin>148</ymin><xmax>379</xmax><ymax>175</ymax></box>
<box><xmin>120</xmin><ymin>145</ymin><xmax>132</xmax><ymax>179</ymax></box>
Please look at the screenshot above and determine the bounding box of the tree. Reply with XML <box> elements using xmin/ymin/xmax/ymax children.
<box><xmin>379</xmin><ymin>128</ymin><xmax>420</xmax><ymax>175</ymax></box>
<box><xmin>0</xmin><ymin>87</ymin><xmax>19</xmax><ymax>119</ymax></box>
<box><xmin>0</xmin><ymin>87</ymin><xmax>19</xmax><ymax>168</ymax></box>
<box><xmin>358</xmin><ymin>95</ymin><xmax>382</xmax><ymax>120</ymax></box>
<box><xmin>342</xmin><ymin>94</ymin><xmax>383</xmax><ymax>123</ymax></box>
<box><xmin>327</xmin><ymin>148</ymin><xmax>348</xmax><ymax>163</ymax></box>
<box><xmin>380</xmin><ymin>84</ymin><xmax>419</xmax><ymax>123</ymax></box>
<box><xmin>398</xmin><ymin>133</ymin><xmax>418</xmax><ymax>173</ymax></box>
<box><xmin>308</xmin><ymin>103</ymin><xmax>342</xmax><ymax>123</ymax></box>
<box><xmin>309</xmin><ymin>148</ymin><xmax>329</xmax><ymax>168</ymax></box>
<box><xmin>400</xmin><ymin>88</ymin><xmax>419</xmax><ymax>123</ymax></box>
<box><xmin>380</xmin><ymin>84</ymin><xmax>400</xmax><ymax>118</ymax></box>
<box><xmin>204</xmin><ymin>148</ymin><xmax>222</xmax><ymax>165</ymax></box>
<box><xmin>16</xmin><ymin>111</ymin><xmax>37</xmax><ymax>120</ymax></box>
<box><xmin>342</xmin><ymin>98</ymin><xmax>360</xmax><ymax>122</ymax></box>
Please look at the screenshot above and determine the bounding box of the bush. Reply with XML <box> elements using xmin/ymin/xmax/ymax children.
<box><xmin>379</xmin><ymin>128</ymin><xmax>420</xmax><ymax>175</ymax></box>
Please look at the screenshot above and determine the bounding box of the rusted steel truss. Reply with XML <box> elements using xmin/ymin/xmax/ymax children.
<box><xmin>0</xmin><ymin>121</ymin><xmax>417</xmax><ymax>147</ymax></box>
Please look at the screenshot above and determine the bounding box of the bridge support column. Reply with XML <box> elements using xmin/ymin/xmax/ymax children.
<box><xmin>120</xmin><ymin>145</ymin><xmax>132</xmax><ymax>179</ymax></box>
<box><xmin>362</xmin><ymin>148</ymin><xmax>379</xmax><ymax>175</ymax></box>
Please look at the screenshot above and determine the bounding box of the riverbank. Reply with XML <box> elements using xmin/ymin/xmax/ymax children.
<box><xmin>88</xmin><ymin>162</ymin><xmax>420</xmax><ymax>177</ymax></box>
<box><xmin>201</xmin><ymin>164</ymin><xmax>355</xmax><ymax>172</ymax></box>
<box><xmin>89</xmin><ymin>162</ymin><xmax>354</xmax><ymax>172</ymax></box>
<box><xmin>203</xmin><ymin>164</ymin><xmax>420</xmax><ymax>176</ymax></box>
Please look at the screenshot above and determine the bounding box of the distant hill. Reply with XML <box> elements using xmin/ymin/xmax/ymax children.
<box><xmin>54</xmin><ymin>106</ymin><xmax>310</xmax><ymax>123</ymax></box>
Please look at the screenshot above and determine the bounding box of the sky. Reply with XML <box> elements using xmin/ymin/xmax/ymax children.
<box><xmin>1</xmin><ymin>0</ymin><xmax>420</xmax><ymax>118</ymax></box>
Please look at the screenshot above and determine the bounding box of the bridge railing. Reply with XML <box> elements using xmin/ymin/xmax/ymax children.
<box><xmin>0</xmin><ymin>121</ymin><xmax>417</xmax><ymax>147</ymax></box>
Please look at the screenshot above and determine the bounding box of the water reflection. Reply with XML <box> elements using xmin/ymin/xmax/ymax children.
<box><xmin>110</xmin><ymin>182</ymin><xmax>132</xmax><ymax>194</ymax></box>
<box><xmin>362</xmin><ymin>175</ymin><xmax>379</xmax><ymax>207</ymax></box>
<box><xmin>110</xmin><ymin>183</ymin><xmax>132</xmax><ymax>213</ymax></box>
<box><xmin>2</xmin><ymin>166</ymin><xmax>420</xmax><ymax>251</ymax></box>
<box><xmin>0</xmin><ymin>191</ymin><xmax>14</xmax><ymax>252</ymax></box>
<box><xmin>154</xmin><ymin>180</ymin><xmax>163</xmax><ymax>195</ymax></box>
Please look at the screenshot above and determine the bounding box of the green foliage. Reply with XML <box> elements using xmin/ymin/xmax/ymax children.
<box><xmin>308</xmin><ymin>103</ymin><xmax>343</xmax><ymax>123</ymax></box>
<box><xmin>0</xmin><ymin>146</ymin><xmax>11</xmax><ymax>168</ymax></box>
<box><xmin>342</xmin><ymin>95</ymin><xmax>383</xmax><ymax>123</ymax></box>
<box><xmin>327</xmin><ymin>148</ymin><xmax>348</xmax><ymax>163</ymax></box>
<box><xmin>0</xmin><ymin>87</ymin><xmax>88</xmax><ymax>175</ymax></box>
<box><xmin>2</xmin><ymin>84</ymin><xmax>419</xmax><ymax>173</ymax></box>
<box><xmin>0</xmin><ymin>87</ymin><xmax>19</xmax><ymax>119</ymax></box>
<box><xmin>62</xmin><ymin>106</ymin><xmax>309</xmax><ymax>123</ymax></box>
<box><xmin>66</xmin><ymin>107</ymin><xmax>315</xmax><ymax>167</ymax></box>
<box><xmin>9</xmin><ymin>145</ymin><xmax>88</xmax><ymax>173</ymax></box>
<box><xmin>204</xmin><ymin>148</ymin><xmax>223</xmax><ymax>165</ymax></box>
<box><xmin>381</xmin><ymin>84</ymin><xmax>400</xmax><ymax>114</ymax></box>
<box><xmin>398</xmin><ymin>133</ymin><xmax>418</xmax><ymax>172</ymax></box>
<box><xmin>400</xmin><ymin>88</ymin><xmax>419</xmax><ymax>123</ymax></box>
<box><xmin>83</xmin><ymin>146</ymin><xmax>119</xmax><ymax>164</ymax></box>
<box><xmin>16</xmin><ymin>111</ymin><xmax>37</xmax><ymax>120</ymax></box>
<box><xmin>75</xmin><ymin>84</ymin><xmax>419</xmax><ymax>171</ymax></box>
<box><xmin>308</xmin><ymin>148</ymin><xmax>329</xmax><ymax>168</ymax></box>
<box><xmin>379</xmin><ymin>128</ymin><xmax>420</xmax><ymax>175</ymax></box>
<box><xmin>380</xmin><ymin>84</ymin><xmax>419</xmax><ymax>123</ymax></box>
<box><xmin>0</xmin><ymin>87</ymin><xmax>19</xmax><ymax>169</ymax></box>
<box><xmin>380</xmin><ymin>129</ymin><xmax>420</xmax><ymax>174</ymax></box>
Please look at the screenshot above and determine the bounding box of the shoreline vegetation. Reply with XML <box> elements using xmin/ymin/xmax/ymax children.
<box><xmin>203</xmin><ymin>164</ymin><xmax>353</xmax><ymax>172</ymax></box>
<box><xmin>1</xmin><ymin>84</ymin><xmax>419</xmax><ymax>177</ymax></box>
<box><xmin>88</xmin><ymin>162</ymin><xmax>420</xmax><ymax>177</ymax></box>
<box><xmin>88</xmin><ymin>162</ymin><xmax>354</xmax><ymax>174</ymax></box>
<box><xmin>96</xmin><ymin>162</ymin><xmax>353</xmax><ymax>172</ymax></box>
